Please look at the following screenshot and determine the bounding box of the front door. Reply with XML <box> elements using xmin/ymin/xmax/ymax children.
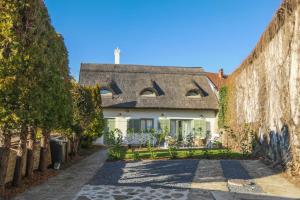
<box><xmin>171</xmin><ymin>120</ymin><xmax>192</xmax><ymax>142</ymax></box>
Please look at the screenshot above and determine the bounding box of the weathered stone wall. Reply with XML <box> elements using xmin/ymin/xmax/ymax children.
<box><xmin>225</xmin><ymin>0</ymin><xmax>300</xmax><ymax>175</ymax></box>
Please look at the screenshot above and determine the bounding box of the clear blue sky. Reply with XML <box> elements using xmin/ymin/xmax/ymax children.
<box><xmin>44</xmin><ymin>0</ymin><xmax>281</xmax><ymax>79</ymax></box>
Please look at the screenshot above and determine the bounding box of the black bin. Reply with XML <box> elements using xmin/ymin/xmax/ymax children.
<box><xmin>50</xmin><ymin>138</ymin><xmax>65</xmax><ymax>168</ymax></box>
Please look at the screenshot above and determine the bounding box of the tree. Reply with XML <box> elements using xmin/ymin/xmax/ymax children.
<box><xmin>0</xmin><ymin>0</ymin><xmax>72</xmax><ymax>190</ymax></box>
<box><xmin>70</xmin><ymin>84</ymin><xmax>94</xmax><ymax>149</ymax></box>
<box><xmin>37</xmin><ymin>31</ymin><xmax>72</xmax><ymax>172</ymax></box>
<box><xmin>10</xmin><ymin>0</ymin><xmax>54</xmax><ymax>186</ymax></box>
<box><xmin>83</xmin><ymin>85</ymin><xmax>104</xmax><ymax>146</ymax></box>
<box><xmin>0</xmin><ymin>0</ymin><xmax>33</xmax><ymax>191</ymax></box>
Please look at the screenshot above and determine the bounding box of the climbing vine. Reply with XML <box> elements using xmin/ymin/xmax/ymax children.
<box><xmin>218</xmin><ymin>86</ymin><xmax>228</xmax><ymax>128</ymax></box>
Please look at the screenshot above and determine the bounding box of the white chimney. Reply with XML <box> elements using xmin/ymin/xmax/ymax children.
<box><xmin>114</xmin><ymin>47</ymin><xmax>120</xmax><ymax>64</ymax></box>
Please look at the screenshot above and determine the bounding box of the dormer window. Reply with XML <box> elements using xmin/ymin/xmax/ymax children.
<box><xmin>100</xmin><ymin>88</ymin><xmax>113</xmax><ymax>97</ymax></box>
<box><xmin>140</xmin><ymin>88</ymin><xmax>157</xmax><ymax>97</ymax></box>
<box><xmin>186</xmin><ymin>89</ymin><xmax>202</xmax><ymax>98</ymax></box>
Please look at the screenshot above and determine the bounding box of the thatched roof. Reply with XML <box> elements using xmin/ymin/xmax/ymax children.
<box><xmin>79</xmin><ymin>64</ymin><xmax>219</xmax><ymax>110</ymax></box>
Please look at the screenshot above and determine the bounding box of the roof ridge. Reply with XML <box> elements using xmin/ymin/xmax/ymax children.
<box><xmin>81</xmin><ymin>63</ymin><xmax>204</xmax><ymax>69</ymax></box>
<box><xmin>80</xmin><ymin>63</ymin><xmax>206</xmax><ymax>75</ymax></box>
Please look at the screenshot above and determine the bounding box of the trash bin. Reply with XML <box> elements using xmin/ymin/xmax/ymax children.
<box><xmin>50</xmin><ymin>137</ymin><xmax>67</xmax><ymax>170</ymax></box>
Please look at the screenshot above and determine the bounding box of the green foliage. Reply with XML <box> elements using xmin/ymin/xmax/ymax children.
<box><xmin>70</xmin><ymin>83</ymin><xmax>104</xmax><ymax>148</ymax></box>
<box><xmin>133</xmin><ymin>151</ymin><xmax>140</xmax><ymax>161</ymax></box>
<box><xmin>124</xmin><ymin>148</ymin><xmax>246</xmax><ymax>160</ymax></box>
<box><xmin>203</xmin><ymin>148</ymin><xmax>209</xmax><ymax>158</ymax></box>
<box><xmin>107</xmin><ymin>129</ymin><xmax>125</xmax><ymax>160</ymax></box>
<box><xmin>156</xmin><ymin>127</ymin><xmax>168</xmax><ymax>147</ymax></box>
<box><xmin>218</xmin><ymin>86</ymin><xmax>228</xmax><ymax>128</ymax></box>
<box><xmin>0</xmin><ymin>0</ymin><xmax>72</xmax><ymax>136</ymax></box>
<box><xmin>213</xmin><ymin>141</ymin><xmax>223</xmax><ymax>148</ymax></box>
<box><xmin>166</xmin><ymin>136</ymin><xmax>179</xmax><ymax>159</ymax></box>
<box><xmin>82</xmin><ymin>85</ymin><xmax>104</xmax><ymax>143</ymax></box>
<box><xmin>146</xmin><ymin>129</ymin><xmax>156</xmax><ymax>159</ymax></box>
<box><xmin>104</xmin><ymin>129</ymin><xmax>119</xmax><ymax>145</ymax></box>
<box><xmin>186</xmin><ymin>132</ymin><xmax>195</xmax><ymax>157</ymax></box>
<box><xmin>168</xmin><ymin>146</ymin><xmax>178</xmax><ymax>159</ymax></box>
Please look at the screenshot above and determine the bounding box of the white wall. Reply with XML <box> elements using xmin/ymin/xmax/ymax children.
<box><xmin>103</xmin><ymin>108</ymin><xmax>217</xmax><ymax>137</ymax></box>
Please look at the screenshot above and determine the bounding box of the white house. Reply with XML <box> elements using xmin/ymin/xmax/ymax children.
<box><xmin>79</xmin><ymin>50</ymin><xmax>220</xmax><ymax>146</ymax></box>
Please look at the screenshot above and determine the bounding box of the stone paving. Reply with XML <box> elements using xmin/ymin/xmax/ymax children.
<box><xmin>76</xmin><ymin>185</ymin><xmax>188</xmax><ymax>200</ymax></box>
<box><xmin>13</xmin><ymin>149</ymin><xmax>108</xmax><ymax>200</ymax></box>
<box><xmin>73</xmin><ymin>159</ymin><xmax>300</xmax><ymax>200</ymax></box>
<box><xmin>13</xmin><ymin>151</ymin><xmax>300</xmax><ymax>200</ymax></box>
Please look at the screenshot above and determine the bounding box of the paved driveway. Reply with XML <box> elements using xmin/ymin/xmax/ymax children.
<box><xmin>13</xmin><ymin>150</ymin><xmax>300</xmax><ymax>200</ymax></box>
<box><xmin>74</xmin><ymin>159</ymin><xmax>300</xmax><ymax>200</ymax></box>
<box><xmin>76</xmin><ymin>160</ymin><xmax>198</xmax><ymax>200</ymax></box>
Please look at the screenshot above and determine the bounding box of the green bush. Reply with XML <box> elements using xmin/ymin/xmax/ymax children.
<box><xmin>107</xmin><ymin>129</ymin><xmax>125</xmax><ymax>160</ymax></box>
<box><xmin>133</xmin><ymin>151</ymin><xmax>140</xmax><ymax>161</ymax></box>
<box><xmin>108</xmin><ymin>143</ymin><xmax>125</xmax><ymax>160</ymax></box>
<box><xmin>168</xmin><ymin>146</ymin><xmax>178</xmax><ymax>159</ymax></box>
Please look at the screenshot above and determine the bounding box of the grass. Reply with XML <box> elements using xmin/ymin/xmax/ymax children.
<box><xmin>119</xmin><ymin>148</ymin><xmax>250</xmax><ymax>160</ymax></box>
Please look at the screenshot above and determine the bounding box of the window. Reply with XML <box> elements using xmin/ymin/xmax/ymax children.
<box><xmin>141</xmin><ymin>119</ymin><xmax>154</xmax><ymax>131</ymax></box>
<box><xmin>100</xmin><ymin>88</ymin><xmax>112</xmax><ymax>96</ymax></box>
<box><xmin>186</xmin><ymin>89</ymin><xmax>201</xmax><ymax>98</ymax></box>
<box><xmin>128</xmin><ymin>118</ymin><xmax>154</xmax><ymax>133</ymax></box>
<box><xmin>170</xmin><ymin>119</ymin><xmax>192</xmax><ymax>141</ymax></box>
<box><xmin>140</xmin><ymin>88</ymin><xmax>157</xmax><ymax>97</ymax></box>
<box><xmin>128</xmin><ymin>119</ymin><xmax>141</xmax><ymax>133</ymax></box>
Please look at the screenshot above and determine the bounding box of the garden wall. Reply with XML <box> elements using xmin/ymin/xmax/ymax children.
<box><xmin>225</xmin><ymin>0</ymin><xmax>300</xmax><ymax>175</ymax></box>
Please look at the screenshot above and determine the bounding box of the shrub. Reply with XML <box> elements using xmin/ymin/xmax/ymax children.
<box><xmin>168</xmin><ymin>146</ymin><xmax>178</xmax><ymax>159</ymax></box>
<box><xmin>133</xmin><ymin>151</ymin><xmax>140</xmax><ymax>161</ymax></box>
<box><xmin>213</xmin><ymin>141</ymin><xmax>223</xmax><ymax>148</ymax></box>
<box><xmin>108</xmin><ymin>129</ymin><xmax>125</xmax><ymax>160</ymax></box>
<box><xmin>146</xmin><ymin>133</ymin><xmax>156</xmax><ymax>159</ymax></box>
<box><xmin>185</xmin><ymin>132</ymin><xmax>195</xmax><ymax>157</ymax></box>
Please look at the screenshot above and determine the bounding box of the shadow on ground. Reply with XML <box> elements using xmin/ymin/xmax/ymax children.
<box><xmin>84</xmin><ymin>159</ymin><xmax>300</xmax><ymax>200</ymax></box>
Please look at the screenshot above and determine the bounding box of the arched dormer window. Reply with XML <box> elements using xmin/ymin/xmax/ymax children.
<box><xmin>140</xmin><ymin>88</ymin><xmax>157</xmax><ymax>97</ymax></box>
<box><xmin>186</xmin><ymin>89</ymin><xmax>202</xmax><ymax>98</ymax></box>
<box><xmin>100</xmin><ymin>87</ymin><xmax>113</xmax><ymax>97</ymax></box>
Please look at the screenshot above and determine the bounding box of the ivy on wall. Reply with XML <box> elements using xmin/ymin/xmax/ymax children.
<box><xmin>218</xmin><ymin>86</ymin><xmax>228</xmax><ymax>128</ymax></box>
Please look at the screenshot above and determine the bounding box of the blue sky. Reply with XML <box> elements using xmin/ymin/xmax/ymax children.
<box><xmin>44</xmin><ymin>0</ymin><xmax>281</xmax><ymax>79</ymax></box>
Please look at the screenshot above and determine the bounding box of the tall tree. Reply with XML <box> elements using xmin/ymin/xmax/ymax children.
<box><xmin>0</xmin><ymin>0</ymin><xmax>27</xmax><ymax>191</ymax></box>
<box><xmin>11</xmin><ymin>0</ymin><xmax>53</xmax><ymax>186</ymax></box>
<box><xmin>70</xmin><ymin>83</ymin><xmax>98</xmax><ymax>151</ymax></box>
<box><xmin>0</xmin><ymin>0</ymin><xmax>72</xmax><ymax>189</ymax></box>
<box><xmin>87</xmin><ymin>85</ymin><xmax>104</xmax><ymax>142</ymax></box>
<box><xmin>38</xmin><ymin>31</ymin><xmax>72</xmax><ymax>172</ymax></box>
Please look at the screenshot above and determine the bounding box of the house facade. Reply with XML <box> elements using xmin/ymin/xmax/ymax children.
<box><xmin>79</xmin><ymin>62</ymin><xmax>219</xmax><ymax>145</ymax></box>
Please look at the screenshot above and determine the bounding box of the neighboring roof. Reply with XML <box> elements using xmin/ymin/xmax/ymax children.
<box><xmin>205</xmin><ymin>72</ymin><xmax>227</xmax><ymax>91</ymax></box>
<box><xmin>79</xmin><ymin>64</ymin><xmax>219</xmax><ymax>110</ymax></box>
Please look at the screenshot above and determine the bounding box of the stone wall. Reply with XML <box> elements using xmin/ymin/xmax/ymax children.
<box><xmin>225</xmin><ymin>0</ymin><xmax>300</xmax><ymax>175</ymax></box>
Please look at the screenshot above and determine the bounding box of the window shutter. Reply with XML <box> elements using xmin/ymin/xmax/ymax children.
<box><xmin>104</xmin><ymin>118</ymin><xmax>116</xmax><ymax>144</ymax></box>
<box><xmin>193</xmin><ymin>119</ymin><xmax>206</xmax><ymax>138</ymax></box>
<box><xmin>133</xmin><ymin>119</ymin><xmax>141</xmax><ymax>133</ymax></box>
<box><xmin>128</xmin><ymin>119</ymin><xmax>134</xmax><ymax>131</ymax></box>
<box><xmin>128</xmin><ymin>119</ymin><xmax>141</xmax><ymax>133</ymax></box>
<box><xmin>106</xmin><ymin>118</ymin><xmax>115</xmax><ymax>132</ymax></box>
<box><xmin>159</xmin><ymin>119</ymin><xmax>170</xmax><ymax>132</ymax></box>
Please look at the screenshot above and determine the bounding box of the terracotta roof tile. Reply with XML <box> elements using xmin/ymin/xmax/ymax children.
<box><xmin>205</xmin><ymin>72</ymin><xmax>227</xmax><ymax>91</ymax></box>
